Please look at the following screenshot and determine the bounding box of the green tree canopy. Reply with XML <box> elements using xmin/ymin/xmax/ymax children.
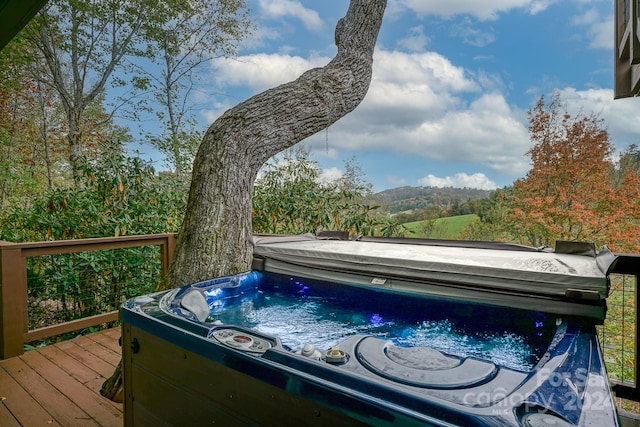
<box><xmin>0</xmin><ymin>150</ymin><xmax>187</xmax><ymax>242</ymax></box>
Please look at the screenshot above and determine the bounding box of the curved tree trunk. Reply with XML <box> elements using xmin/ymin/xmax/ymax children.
<box><xmin>166</xmin><ymin>0</ymin><xmax>387</xmax><ymax>287</ymax></box>
<box><xmin>101</xmin><ymin>0</ymin><xmax>386</xmax><ymax>402</ymax></box>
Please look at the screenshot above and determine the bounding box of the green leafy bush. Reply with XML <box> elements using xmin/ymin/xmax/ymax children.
<box><xmin>252</xmin><ymin>148</ymin><xmax>401</xmax><ymax>237</ymax></box>
<box><xmin>0</xmin><ymin>150</ymin><xmax>188</xmax><ymax>330</ymax></box>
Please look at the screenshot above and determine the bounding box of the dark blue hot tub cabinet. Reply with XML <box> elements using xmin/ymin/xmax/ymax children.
<box><xmin>121</xmin><ymin>235</ymin><xmax>622</xmax><ymax>426</ymax></box>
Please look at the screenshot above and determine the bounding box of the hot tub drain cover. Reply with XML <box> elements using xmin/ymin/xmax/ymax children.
<box><xmin>355</xmin><ymin>337</ymin><xmax>497</xmax><ymax>389</ymax></box>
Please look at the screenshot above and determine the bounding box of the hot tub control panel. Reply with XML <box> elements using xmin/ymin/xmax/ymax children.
<box><xmin>211</xmin><ymin>328</ymin><xmax>272</xmax><ymax>353</ymax></box>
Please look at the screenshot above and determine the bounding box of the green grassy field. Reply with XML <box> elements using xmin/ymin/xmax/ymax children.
<box><xmin>402</xmin><ymin>214</ymin><xmax>478</xmax><ymax>239</ymax></box>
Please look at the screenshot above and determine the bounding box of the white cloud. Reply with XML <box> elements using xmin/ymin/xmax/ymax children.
<box><xmin>209</xmin><ymin>53</ymin><xmax>330</xmax><ymax>92</ymax></box>
<box><xmin>556</xmin><ymin>87</ymin><xmax>640</xmax><ymax>151</ymax></box>
<box><xmin>240</xmin><ymin>24</ymin><xmax>283</xmax><ymax>50</ymax></box>
<box><xmin>397</xmin><ymin>26</ymin><xmax>430</xmax><ymax>52</ymax></box>
<box><xmin>204</xmin><ymin>43</ymin><xmax>640</xmax><ymax>185</ymax></box>
<box><xmin>571</xmin><ymin>8</ymin><xmax>612</xmax><ymax>50</ymax></box>
<box><xmin>258</xmin><ymin>0</ymin><xmax>323</xmax><ymax>32</ymax></box>
<box><xmin>417</xmin><ymin>173</ymin><xmax>499</xmax><ymax>190</ymax></box>
<box><xmin>450</xmin><ymin>18</ymin><xmax>496</xmax><ymax>47</ymax></box>
<box><xmin>372</xmin><ymin>50</ymin><xmax>479</xmax><ymax>93</ymax></box>
<box><xmin>199</xmin><ymin>27</ymin><xmax>629</xmax><ymax>190</ymax></box>
<box><xmin>318</xmin><ymin>167</ymin><xmax>343</xmax><ymax>184</ymax></box>
<box><xmin>588</xmin><ymin>16</ymin><xmax>613</xmax><ymax>49</ymax></box>
<box><xmin>399</xmin><ymin>0</ymin><xmax>557</xmax><ymax>21</ymax></box>
<box><xmin>528</xmin><ymin>0</ymin><xmax>556</xmax><ymax>14</ymax></box>
<box><xmin>328</xmin><ymin>51</ymin><xmax>530</xmax><ymax>177</ymax></box>
<box><xmin>207</xmin><ymin>48</ymin><xmax>531</xmax><ymax>178</ymax></box>
<box><xmin>200</xmin><ymin>105</ymin><xmax>230</xmax><ymax>125</ymax></box>
<box><xmin>571</xmin><ymin>7</ymin><xmax>599</xmax><ymax>26</ymax></box>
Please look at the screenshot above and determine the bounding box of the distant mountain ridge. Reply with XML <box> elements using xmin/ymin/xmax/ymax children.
<box><xmin>375</xmin><ymin>186</ymin><xmax>492</xmax><ymax>214</ymax></box>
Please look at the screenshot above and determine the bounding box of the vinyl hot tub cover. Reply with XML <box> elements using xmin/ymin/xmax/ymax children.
<box><xmin>252</xmin><ymin>234</ymin><xmax>616</xmax><ymax>320</ymax></box>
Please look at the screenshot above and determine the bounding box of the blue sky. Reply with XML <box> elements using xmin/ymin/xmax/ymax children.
<box><xmin>151</xmin><ymin>0</ymin><xmax>640</xmax><ymax>192</ymax></box>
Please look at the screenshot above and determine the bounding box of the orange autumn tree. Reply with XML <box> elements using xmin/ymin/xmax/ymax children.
<box><xmin>507</xmin><ymin>94</ymin><xmax>640</xmax><ymax>252</ymax></box>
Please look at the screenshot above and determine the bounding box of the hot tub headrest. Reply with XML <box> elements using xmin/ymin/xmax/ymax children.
<box><xmin>180</xmin><ymin>289</ymin><xmax>209</xmax><ymax>322</ymax></box>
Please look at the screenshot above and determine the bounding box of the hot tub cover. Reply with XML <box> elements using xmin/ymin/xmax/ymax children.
<box><xmin>252</xmin><ymin>235</ymin><xmax>618</xmax><ymax>320</ymax></box>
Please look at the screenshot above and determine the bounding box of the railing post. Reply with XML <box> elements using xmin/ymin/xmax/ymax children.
<box><xmin>159</xmin><ymin>233</ymin><xmax>177</xmax><ymax>286</ymax></box>
<box><xmin>0</xmin><ymin>241</ymin><xmax>27</xmax><ymax>359</ymax></box>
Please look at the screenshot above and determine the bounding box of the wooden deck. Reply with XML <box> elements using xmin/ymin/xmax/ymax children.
<box><xmin>0</xmin><ymin>327</ymin><xmax>123</xmax><ymax>426</ymax></box>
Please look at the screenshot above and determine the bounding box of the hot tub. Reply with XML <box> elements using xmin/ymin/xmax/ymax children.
<box><xmin>121</xmin><ymin>235</ymin><xmax>621</xmax><ymax>426</ymax></box>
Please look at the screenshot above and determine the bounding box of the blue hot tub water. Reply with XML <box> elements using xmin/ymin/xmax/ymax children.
<box><xmin>190</xmin><ymin>271</ymin><xmax>552</xmax><ymax>372</ymax></box>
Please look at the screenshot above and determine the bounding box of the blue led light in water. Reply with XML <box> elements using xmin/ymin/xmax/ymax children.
<box><xmin>369</xmin><ymin>313</ymin><xmax>385</xmax><ymax>327</ymax></box>
<box><xmin>534</xmin><ymin>320</ymin><xmax>545</xmax><ymax>337</ymax></box>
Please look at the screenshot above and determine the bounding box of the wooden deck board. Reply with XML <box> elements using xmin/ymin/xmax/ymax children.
<box><xmin>91</xmin><ymin>328</ymin><xmax>121</xmax><ymax>354</ymax></box>
<box><xmin>22</xmin><ymin>349</ymin><xmax>122</xmax><ymax>425</ymax></box>
<box><xmin>38</xmin><ymin>345</ymin><xmax>104</xmax><ymax>385</ymax></box>
<box><xmin>0</xmin><ymin>365</ymin><xmax>59</xmax><ymax>426</ymax></box>
<box><xmin>0</xmin><ymin>328</ymin><xmax>123</xmax><ymax>427</ymax></box>
<box><xmin>56</xmin><ymin>340</ymin><xmax>118</xmax><ymax>379</ymax></box>
<box><xmin>0</xmin><ymin>401</ymin><xmax>22</xmax><ymax>427</ymax></box>
<box><xmin>1</xmin><ymin>356</ymin><xmax>94</xmax><ymax>426</ymax></box>
<box><xmin>74</xmin><ymin>336</ymin><xmax>121</xmax><ymax>366</ymax></box>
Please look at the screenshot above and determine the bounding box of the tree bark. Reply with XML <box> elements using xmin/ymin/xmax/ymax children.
<box><xmin>101</xmin><ymin>0</ymin><xmax>386</xmax><ymax>402</ymax></box>
<box><xmin>166</xmin><ymin>0</ymin><xmax>387</xmax><ymax>288</ymax></box>
<box><xmin>100</xmin><ymin>359</ymin><xmax>124</xmax><ymax>403</ymax></box>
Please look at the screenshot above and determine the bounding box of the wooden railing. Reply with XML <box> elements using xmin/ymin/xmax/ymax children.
<box><xmin>0</xmin><ymin>233</ymin><xmax>177</xmax><ymax>359</ymax></box>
